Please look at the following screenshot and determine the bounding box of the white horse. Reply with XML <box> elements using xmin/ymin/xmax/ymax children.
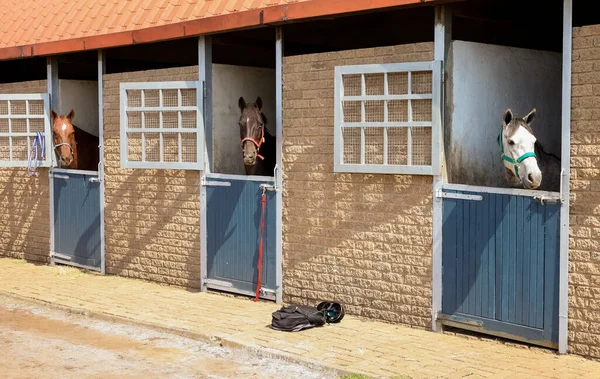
<box><xmin>498</xmin><ymin>108</ymin><xmax>561</xmax><ymax>192</ymax></box>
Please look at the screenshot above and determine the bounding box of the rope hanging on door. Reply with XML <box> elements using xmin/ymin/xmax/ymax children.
<box><xmin>27</xmin><ymin>132</ymin><xmax>45</xmax><ymax>177</ymax></box>
<box><xmin>254</xmin><ymin>187</ymin><xmax>267</xmax><ymax>302</ymax></box>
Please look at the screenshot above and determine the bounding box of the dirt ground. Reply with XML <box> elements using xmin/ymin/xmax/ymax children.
<box><xmin>0</xmin><ymin>295</ymin><xmax>337</xmax><ymax>379</ymax></box>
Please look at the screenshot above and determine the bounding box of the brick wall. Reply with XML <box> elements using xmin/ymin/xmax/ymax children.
<box><xmin>0</xmin><ymin>80</ymin><xmax>50</xmax><ymax>263</ymax></box>
<box><xmin>103</xmin><ymin>67</ymin><xmax>201</xmax><ymax>290</ymax></box>
<box><xmin>570</xmin><ymin>25</ymin><xmax>600</xmax><ymax>359</ymax></box>
<box><xmin>282</xmin><ymin>43</ymin><xmax>435</xmax><ymax>328</ymax></box>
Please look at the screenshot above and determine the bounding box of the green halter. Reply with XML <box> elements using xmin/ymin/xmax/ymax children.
<box><xmin>498</xmin><ymin>129</ymin><xmax>537</xmax><ymax>179</ymax></box>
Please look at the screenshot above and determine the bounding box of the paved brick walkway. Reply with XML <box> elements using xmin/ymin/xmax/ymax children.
<box><xmin>1</xmin><ymin>258</ymin><xmax>600</xmax><ymax>379</ymax></box>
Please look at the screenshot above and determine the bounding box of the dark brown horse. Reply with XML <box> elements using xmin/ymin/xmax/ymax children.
<box><xmin>51</xmin><ymin>108</ymin><xmax>100</xmax><ymax>171</ymax></box>
<box><xmin>238</xmin><ymin>96</ymin><xmax>276</xmax><ymax>176</ymax></box>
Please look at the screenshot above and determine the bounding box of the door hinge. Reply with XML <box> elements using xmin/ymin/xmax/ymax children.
<box><xmin>50</xmin><ymin>251</ymin><xmax>72</xmax><ymax>261</ymax></box>
<box><xmin>437</xmin><ymin>313</ymin><xmax>483</xmax><ymax>328</ymax></box>
<box><xmin>435</xmin><ymin>189</ymin><xmax>483</xmax><ymax>201</ymax></box>
<box><xmin>203</xmin><ymin>278</ymin><xmax>233</xmax><ymax>288</ymax></box>
<box><xmin>201</xmin><ymin>176</ymin><xmax>231</xmax><ymax>187</ymax></box>
<box><xmin>260</xmin><ymin>288</ymin><xmax>276</xmax><ymax>295</ymax></box>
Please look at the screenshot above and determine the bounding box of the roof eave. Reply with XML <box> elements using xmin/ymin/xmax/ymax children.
<box><xmin>0</xmin><ymin>0</ymin><xmax>442</xmax><ymax>61</ymax></box>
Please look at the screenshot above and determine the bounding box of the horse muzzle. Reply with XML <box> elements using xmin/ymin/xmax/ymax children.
<box><xmin>60</xmin><ymin>156</ymin><xmax>74</xmax><ymax>166</ymax></box>
<box><xmin>522</xmin><ymin>172</ymin><xmax>542</xmax><ymax>190</ymax></box>
<box><xmin>55</xmin><ymin>143</ymin><xmax>74</xmax><ymax>167</ymax></box>
<box><xmin>244</xmin><ymin>156</ymin><xmax>257</xmax><ymax>166</ymax></box>
<box><xmin>242</xmin><ymin>145</ymin><xmax>261</xmax><ymax>166</ymax></box>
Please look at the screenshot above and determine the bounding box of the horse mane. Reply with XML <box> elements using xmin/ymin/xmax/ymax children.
<box><xmin>534</xmin><ymin>140</ymin><xmax>560</xmax><ymax>161</ymax></box>
<box><xmin>506</xmin><ymin>117</ymin><xmax>560</xmax><ymax>162</ymax></box>
<box><xmin>71</xmin><ymin>124</ymin><xmax>100</xmax><ymax>148</ymax></box>
<box><xmin>72</xmin><ymin>124</ymin><xmax>84</xmax><ymax>136</ymax></box>
<box><xmin>260</xmin><ymin>112</ymin><xmax>273</xmax><ymax>137</ymax></box>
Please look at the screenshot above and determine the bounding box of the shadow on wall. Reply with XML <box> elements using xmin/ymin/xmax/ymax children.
<box><xmin>105</xmin><ymin>163</ymin><xmax>273</xmax><ymax>294</ymax></box>
<box><xmin>102</xmin><ymin>167</ymin><xmax>202</xmax><ymax>292</ymax></box>
<box><xmin>282</xmin><ymin>142</ymin><xmax>434</xmax><ymax>328</ymax></box>
<box><xmin>98</xmin><ymin>67</ymin><xmax>205</xmax><ymax>292</ymax></box>
<box><xmin>0</xmin><ymin>80</ymin><xmax>51</xmax><ymax>264</ymax></box>
<box><xmin>0</xmin><ymin>169</ymin><xmax>50</xmax><ymax>264</ymax></box>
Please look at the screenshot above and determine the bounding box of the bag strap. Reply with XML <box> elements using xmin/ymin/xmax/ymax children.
<box><xmin>294</xmin><ymin>306</ymin><xmax>326</xmax><ymax>324</ymax></box>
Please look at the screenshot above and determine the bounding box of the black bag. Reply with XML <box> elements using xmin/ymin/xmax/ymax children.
<box><xmin>269</xmin><ymin>304</ymin><xmax>327</xmax><ymax>332</ymax></box>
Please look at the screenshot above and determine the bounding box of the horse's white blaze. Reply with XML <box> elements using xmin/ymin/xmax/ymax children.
<box><xmin>503</xmin><ymin>125</ymin><xmax>542</xmax><ymax>189</ymax></box>
<box><xmin>61</xmin><ymin>123</ymin><xmax>68</xmax><ymax>132</ymax></box>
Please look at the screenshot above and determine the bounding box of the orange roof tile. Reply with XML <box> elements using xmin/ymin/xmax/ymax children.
<box><xmin>0</xmin><ymin>0</ymin><xmax>438</xmax><ymax>60</ymax></box>
<box><xmin>0</xmin><ymin>0</ymin><xmax>307</xmax><ymax>49</ymax></box>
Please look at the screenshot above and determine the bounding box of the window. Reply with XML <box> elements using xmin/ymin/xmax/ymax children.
<box><xmin>0</xmin><ymin>94</ymin><xmax>52</xmax><ymax>168</ymax></box>
<box><xmin>120</xmin><ymin>81</ymin><xmax>204</xmax><ymax>169</ymax></box>
<box><xmin>334</xmin><ymin>61</ymin><xmax>441</xmax><ymax>175</ymax></box>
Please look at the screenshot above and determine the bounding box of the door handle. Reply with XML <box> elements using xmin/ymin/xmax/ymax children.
<box><xmin>89</xmin><ymin>177</ymin><xmax>101</xmax><ymax>183</ymax></box>
<box><xmin>260</xmin><ymin>183</ymin><xmax>277</xmax><ymax>192</ymax></box>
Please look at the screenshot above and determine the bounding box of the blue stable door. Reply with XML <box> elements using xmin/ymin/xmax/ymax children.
<box><xmin>205</xmin><ymin>174</ymin><xmax>277</xmax><ymax>300</ymax></box>
<box><xmin>441</xmin><ymin>187</ymin><xmax>560</xmax><ymax>348</ymax></box>
<box><xmin>52</xmin><ymin>170</ymin><xmax>102</xmax><ymax>270</ymax></box>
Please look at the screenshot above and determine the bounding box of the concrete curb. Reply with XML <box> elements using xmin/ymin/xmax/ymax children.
<box><xmin>0</xmin><ymin>290</ymin><xmax>380</xmax><ymax>379</ymax></box>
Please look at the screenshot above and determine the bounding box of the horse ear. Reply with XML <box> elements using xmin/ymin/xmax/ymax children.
<box><xmin>238</xmin><ymin>97</ymin><xmax>246</xmax><ymax>111</ymax></box>
<box><xmin>255</xmin><ymin>96</ymin><xmax>263</xmax><ymax>110</ymax></box>
<box><xmin>523</xmin><ymin>108</ymin><xmax>536</xmax><ymax>126</ymax></box>
<box><xmin>67</xmin><ymin>109</ymin><xmax>75</xmax><ymax>121</ymax></box>
<box><xmin>503</xmin><ymin>109</ymin><xmax>513</xmax><ymax>126</ymax></box>
<box><xmin>50</xmin><ymin>109</ymin><xmax>57</xmax><ymax>121</ymax></box>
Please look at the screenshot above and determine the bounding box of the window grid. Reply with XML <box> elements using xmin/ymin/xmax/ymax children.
<box><xmin>120</xmin><ymin>81</ymin><xmax>203</xmax><ymax>170</ymax></box>
<box><xmin>0</xmin><ymin>94</ymin><xmax>51</xmax><ymax>168</ymax></box>
<box><xmin>334</xmin><ymin>62</ymin><xmax>439</xmax><ymax>175</ymax></box>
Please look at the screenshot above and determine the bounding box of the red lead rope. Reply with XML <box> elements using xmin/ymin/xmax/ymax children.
<box><xmin>254</xmin><ymin>191</ymin><xmax>267</xmax><ymax>302</ymax></box>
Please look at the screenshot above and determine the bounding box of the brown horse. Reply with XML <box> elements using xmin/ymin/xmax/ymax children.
<box><xmin>51</xmin><ymin>108</ymin><xmax>100</xmax><ymax>171</ymax></box>
<box><xmin>238</xmin><ymin>96</ymin><xmax>276</xmax><ymax>176</ymax></box>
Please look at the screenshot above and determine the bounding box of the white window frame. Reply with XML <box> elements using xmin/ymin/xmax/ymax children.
<box><xmin>119</xmin><ymin>81</ymin><xmax>204</xmax><ymax>170</ymax></box>
<box><xmin>333</xmin><ymin>61</ymin><xmax>442</xmax><ymax>175</ymax></box>
<box><xmin>0</xmin><ymin>93</ymin><xmax>52</xmax><ymax>168</ymax></box>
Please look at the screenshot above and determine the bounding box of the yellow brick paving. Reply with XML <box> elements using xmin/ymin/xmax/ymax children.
<box><xmin>1</xmin><ymin>258</ymin><xmax>600</xmax><ymax>379</ymax></box>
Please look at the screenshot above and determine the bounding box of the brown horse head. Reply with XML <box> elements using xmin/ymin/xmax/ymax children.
<box><xmin>238</xmin><ymin>96</ymin><xmax>267</xmax><ymax>166</ymax></box>
<box><xmin>51</xmin><ymin>108</ymin><xmax>77</xmax><ymax>168</ymax></box>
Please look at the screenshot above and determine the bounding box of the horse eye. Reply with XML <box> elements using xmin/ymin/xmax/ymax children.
<box><xmin>508</xmin><ymin>140</ymin><xmax>515</xmax><ymax>145</ymax></box>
